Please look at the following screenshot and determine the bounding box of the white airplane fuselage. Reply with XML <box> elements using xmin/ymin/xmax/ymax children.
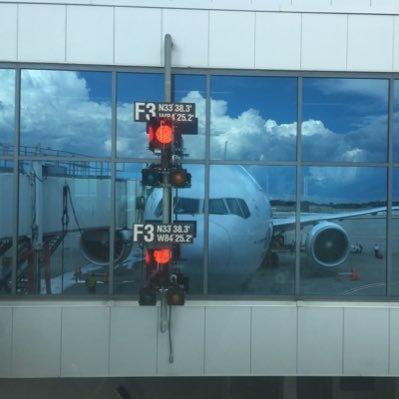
<box><xmin>143</xmin><ymin>165</ymin><xmax>274</xmax><ymax>278</ymax></box>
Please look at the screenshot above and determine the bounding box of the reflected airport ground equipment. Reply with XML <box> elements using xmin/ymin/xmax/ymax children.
<box><xmin>336</xmin><ymin>268</ymin><xmax>360</xmax><ymax>281</ymax></box>
<box><xmin>134</xmin><ymin>101</ymin><xmax>198</xmax><ymax>307</ymax></box>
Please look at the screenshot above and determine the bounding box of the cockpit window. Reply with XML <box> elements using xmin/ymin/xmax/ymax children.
<box><xmin>209</xmin><ymin>198</ymin><xmax>250</xmax><ymax>219</ymax></box>
<box><xmin>155</xmin><ymin>197</ymin><xmax>200</xmax><ymax>218</ymax></box>
<box><xmin>175</xmin><ymin>197</ymin><xmax>200</xmax><ymax>214</ymax></box>
<box><xmin>209</xmin><ymin>199</ymin><xmax>228</xmax><ymax>215</ymax></box>
<box><xmin>154</xmin><ymin>197</ymin><xmax>250</xmax><ymax>219</ymax></box>
<box><xmin>227</xmin><ymin>198</ymin><xmax>251</xmax><ymax>219</ymax></box>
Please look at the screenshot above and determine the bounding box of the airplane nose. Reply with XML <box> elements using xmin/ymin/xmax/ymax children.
<box><xmin>179</xmin><ymin>220</ymin><xmax>231</xmax><ymax>272</ymax></box>
<box><xmin>208</xmin><ymin>221</ymin><xmax>231</xmax><ymax>273</ymax></box>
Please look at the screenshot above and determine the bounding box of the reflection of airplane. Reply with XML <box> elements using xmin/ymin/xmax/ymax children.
<box><xmin>2</xmin><ymin>159</ymin><xmax>395</xmax><ymax>293</ymax></box>
<box><xmin>128</xmin><ymin>165</ymin><xmax>395</xmax><ymax>277</ymax></box>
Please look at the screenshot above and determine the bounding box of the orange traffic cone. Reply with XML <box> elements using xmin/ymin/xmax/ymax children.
<box><xmin>351</xmin><ymin>268</ymin><xmax>359</xmax><ymax>281</ymax></box>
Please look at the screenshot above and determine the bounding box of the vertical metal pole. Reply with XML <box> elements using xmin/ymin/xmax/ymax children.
<box><xmin>164</xmin><ymin>34</ymin><xmax>173</xmax><ymax>104</ymax></box>
<box><xmin>160</xmin><ymin>34</ymin><xmax>173</xmax><ymax>334</ymax></box>
<box><xmin>162</xmin><ymin>33</ymin><xmax>173</xmax><ymax>226</ymax></box>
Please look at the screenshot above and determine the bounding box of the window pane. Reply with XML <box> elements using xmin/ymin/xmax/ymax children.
<box><xmin>173</xmin><ymin>74</ymin><xmax>206</xmax><ymax>160</ymax></box>
<box><xmin>0</xmin><ymin>69</ymin><xmax>15</xmax><ymax>150</ymax></box>
<box><xmin>20</xmin><ymin>70</ymin><xmax>112</xmax><ymax>157</ymax></box>
<box><xmin>117</xmin><ymin>72</ymin><xmax>163</xmax><ymax>158</ymax></box>
<box><xmin>17</xmin><ymin>160</ymin><xmax>111</xmax><ymax>295</ymax></box>
<box><xmin>300</xmin><ymin>166</ymin><xmax>387</xmax><ymax>296</ymax></box>
<box><xmin>0</xmin><ymin>161</ymin><xmax>13</xmax><ymax>294</ymax></box>
<box><xmin>302</xmin><ymin>78</ymin><xmax>388</xmax><ymax>162</ymax></box>
<box><xmin>210</xmin><ymin>76</ymin><xmax>297</xmax><ymax>161</ymax></box>
<box><xmin>392</xmin><ymin>168</ymin><xmax>399</xmax><ymax>295</ymax></box>
<box><xmin>113</xmin><ymin>163</ymin><xmax>144</xmax><ymax>295</ymax></box>
<box><xmin>394</xmin><ymin>81</ymin><xmax>399</xmax><ymax>162</ymax></box>
<box><xmin>208</xmin><ymin>165</ymin><xmax>296</xmax><ymax>295</ymax></box>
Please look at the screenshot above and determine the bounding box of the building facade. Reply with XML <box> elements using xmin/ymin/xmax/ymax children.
<box><xmin>1</xmin><ymin>1</ymin><xmax>399</xmax><ymax>396</ymax></box>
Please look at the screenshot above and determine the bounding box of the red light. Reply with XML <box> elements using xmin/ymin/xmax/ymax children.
<box><xmin>147</xmin><ymin>118</ymin><xmax>174</xmax><ymax>151</ymax></box>
<box><xmin>153</xmin><ymin>248</ymin><xmax>170</xmax><ymax>265</ymax></box>
<box><xmin>155</xmin><ymin>123</ymin><xmax>173</xmax><ymax>144</ymax></box>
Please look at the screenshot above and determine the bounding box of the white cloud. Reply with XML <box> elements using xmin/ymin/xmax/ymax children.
<box><xmin>310</xmin><ymin>78</ymin><xmax>388</xmax><ymax>102</ymax></box>
<box><xmin>0</xmin><ymin>69</ymin><xmax>15</xmax><ymax>141</ymax></box>
<box><xmin>302</xmin><ymin>119</ymin><xmax>332</xmax><ymax>137</ymax></box>
<box><xmin>0</xmin><ymin>72</ymin><xmax>391</xmax><ymax>169</ymax></box>
<box><xmin>17</xmin><ymin>70</ymin><xmax>112</xmax><ymax>156</ymax></box>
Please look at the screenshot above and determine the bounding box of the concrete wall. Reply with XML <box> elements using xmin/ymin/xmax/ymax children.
<box><xmin>1</xmin><ymin>1</ymin><xmax>399</xmax><ymax>72</ymax></box>
<box><xmin>1</xmin><ymin>300</ymin><xmax>399</xmax><ymax>378</ymax></box>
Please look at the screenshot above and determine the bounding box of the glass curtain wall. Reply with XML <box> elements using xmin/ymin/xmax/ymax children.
<box><xmin>16</xmin><ymin>69</ymin><xmax>113</xmax><ymax>295</ymax></box>
<box><xmin>0</xmin><ymin>66</ymin><xmax>398</xmax><ymax>298</ymax></box>
<box><xmin>0</xmin><ymin>69</ymin><xmax>15</xmax><ymax>295</ymax></box>
<box><xmin>301</xmin><ymin>78</ymin><xmax>389</xmax><ymax>296</ymax></box>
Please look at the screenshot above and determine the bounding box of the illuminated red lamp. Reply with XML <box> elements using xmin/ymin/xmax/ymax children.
<box><xmin>145</xmin><ymin>248</ymin><xmax>171</xmax><ymax>266</ymax></box>
<box><xmin>155</xmin><ymin>123</ymin><xmax>173</xmax><ymax>144</ymax></box>
<box><xmin>147</xmin><ymin>118</ymin><xmax>173</xmax><ymax>151</ymax></box>
<box><xmin>153</xmin><ymin>248</ymin><xmax>171</xmax><ymax>265</ymax></box>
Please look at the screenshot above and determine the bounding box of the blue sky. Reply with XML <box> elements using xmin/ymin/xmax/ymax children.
<box><xmin>0</xmin><ymin>69</ymin><xmax>397</xmax><ymax>204</ymax></box>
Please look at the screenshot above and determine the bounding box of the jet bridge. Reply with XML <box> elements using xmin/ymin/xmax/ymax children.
<box><xmin>0</xmin><ymin>159</ymin><xmax>141</xmax><ymax>294</ymax></box>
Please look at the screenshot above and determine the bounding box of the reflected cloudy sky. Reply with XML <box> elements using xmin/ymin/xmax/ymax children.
<box><xmin>0</xmin><ymin>69</ymin><xmax>396</xmax><ymax>204</ymax></box>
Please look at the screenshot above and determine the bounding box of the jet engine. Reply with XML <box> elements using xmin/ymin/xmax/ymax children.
<box><xmin>305</xmin><ymin>221</ymin><xmax>350</xmax><ymax>268</ymax></box>
<box><xmin>80</xmin><ymin>227</ymin><xmax>132</xmax><ymax>265</ymax></box>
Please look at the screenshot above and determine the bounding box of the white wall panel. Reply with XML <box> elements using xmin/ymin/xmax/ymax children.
<box><xmin>255</xmin><ymin>12</ymin><xmax>301</xmax><ymax>70</ymax></box>
<box><xmin>13</xmin><ymin>0</ymin><xmax>90</xmax><ymax>4</ymax></box>
<box><xmin>389</xmin><ymin>308</ymin><xmax>399</xmax><ymax>374</ymax></box>
<box><xmin>114</xmin><ymin>7</ymin><xmax>162</xmax><ymax>67</ymax></box>
<box><xmin>371</xmin><ymin>0</ymin><xmax>399</xmax><ymax>14</ymax></box>
<box><xmin>205</xmin><ymin>306</ymin><xmax>251</xmax><ymax>375</ymax></box>
<box><xmin>163</xmin><ymin>9</ymin><xmax>209</xmax><ymax>68</ymax></box>
<box><xmin>12</xmin><ymin>306</ymin><xmax>62</xmax><ymax>377</ymax></box>
<box><xmin>251</xmin><ymin>306</ymin><xmax>297</xmax><ymax>375</ymax></box>
<box><xmin>2</xmin><ymin>2</ymin><xmax>399</xmax><ymax>72</ymax></box>
<box><xmin>158</xmin><ymin>306</ymin><xmax>205</xmax><ymax>375</ymax></box>
<box><xmin>66</xmin><ymin>5</ymin><xmax>113</xmax><ymax>65</ymax></box>
<box><xmin>301</xmin><ymin>13</ymin><xmax>347</xmax><ymax>71</ymax></box>
<box><xmin>291</xmin><ymin>0</ymin><xmax>332</xmax><ymax>12</ymax></box>
<box><xmin>18</xmin><ymin>4</ymin><xmax>66</xmax><ymax>63</ymax></box>
<box><xmin>251</xmin><ymin>0</ymin><xmax>293</xmax><ymax>11</ymax></box>
<box><xmin>0</xmin><ymin>307</ymin><xmax>13</xmax><ymax>377</ymax></box>
<box><xmin>0</xmin><ymin>4</ymin><xmax>17</xmax><ymax>61</ymax></box>
<box><xmin>109</xmin><ymin>306</ymin><xmax>158</xmax><ymax>376</ymax></box>
<box><xmin>347</xmin><ymin>15</ymin><xmax>394</xmax><ymax>72</ymax></box>
<box><xmin>343</xmin><ymin>307</ymin><xmax>389</xmax><ymax>376</ymax></box>
<box><xmin>332</xmin><ymin>0</ymin><xmax>373</xmax><ymax>13</ymax></box>
<box><xmin>393</xmin><ymin>17</ymin><xmax>399</xmax><ymax>72</ymax></box>
<box><xmin>61</xmin><ymin>306</ymin><xmax>110</xmax><ymax>377</ymax></box>
<box><xmin>298</xmin><ymin>306</ymin><xmax>343</xmax><ymax>375</ymax></box>
<box><xmin>209</xmin><ymin>11</ymin><xmax>255</xmax><ymax>69</ymax></box>
<box><xmin>3</xmin><ymin>302</ymin><xmax>399</xmax><ymax>377</ymax></box>
<box><xmin>6</xmin><ymin>0</ymin><xmax>399</xmax><ymax>15</ymax></box>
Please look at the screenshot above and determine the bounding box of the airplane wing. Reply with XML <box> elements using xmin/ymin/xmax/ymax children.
<box><xmin>272</xmin><ymin>206</ymin><xmax>399</xmax><ymax>232</ymax></box>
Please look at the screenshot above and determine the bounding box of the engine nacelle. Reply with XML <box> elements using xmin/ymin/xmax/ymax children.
<box><xmin>305</xmin><ymin>221</ymin><xmax>349</xmax><ymax>268</ymax></box>
<box><xmin>80</xmin><ymin>227</ymin><xmax>132</xmax><ymax>265</ymax></box>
